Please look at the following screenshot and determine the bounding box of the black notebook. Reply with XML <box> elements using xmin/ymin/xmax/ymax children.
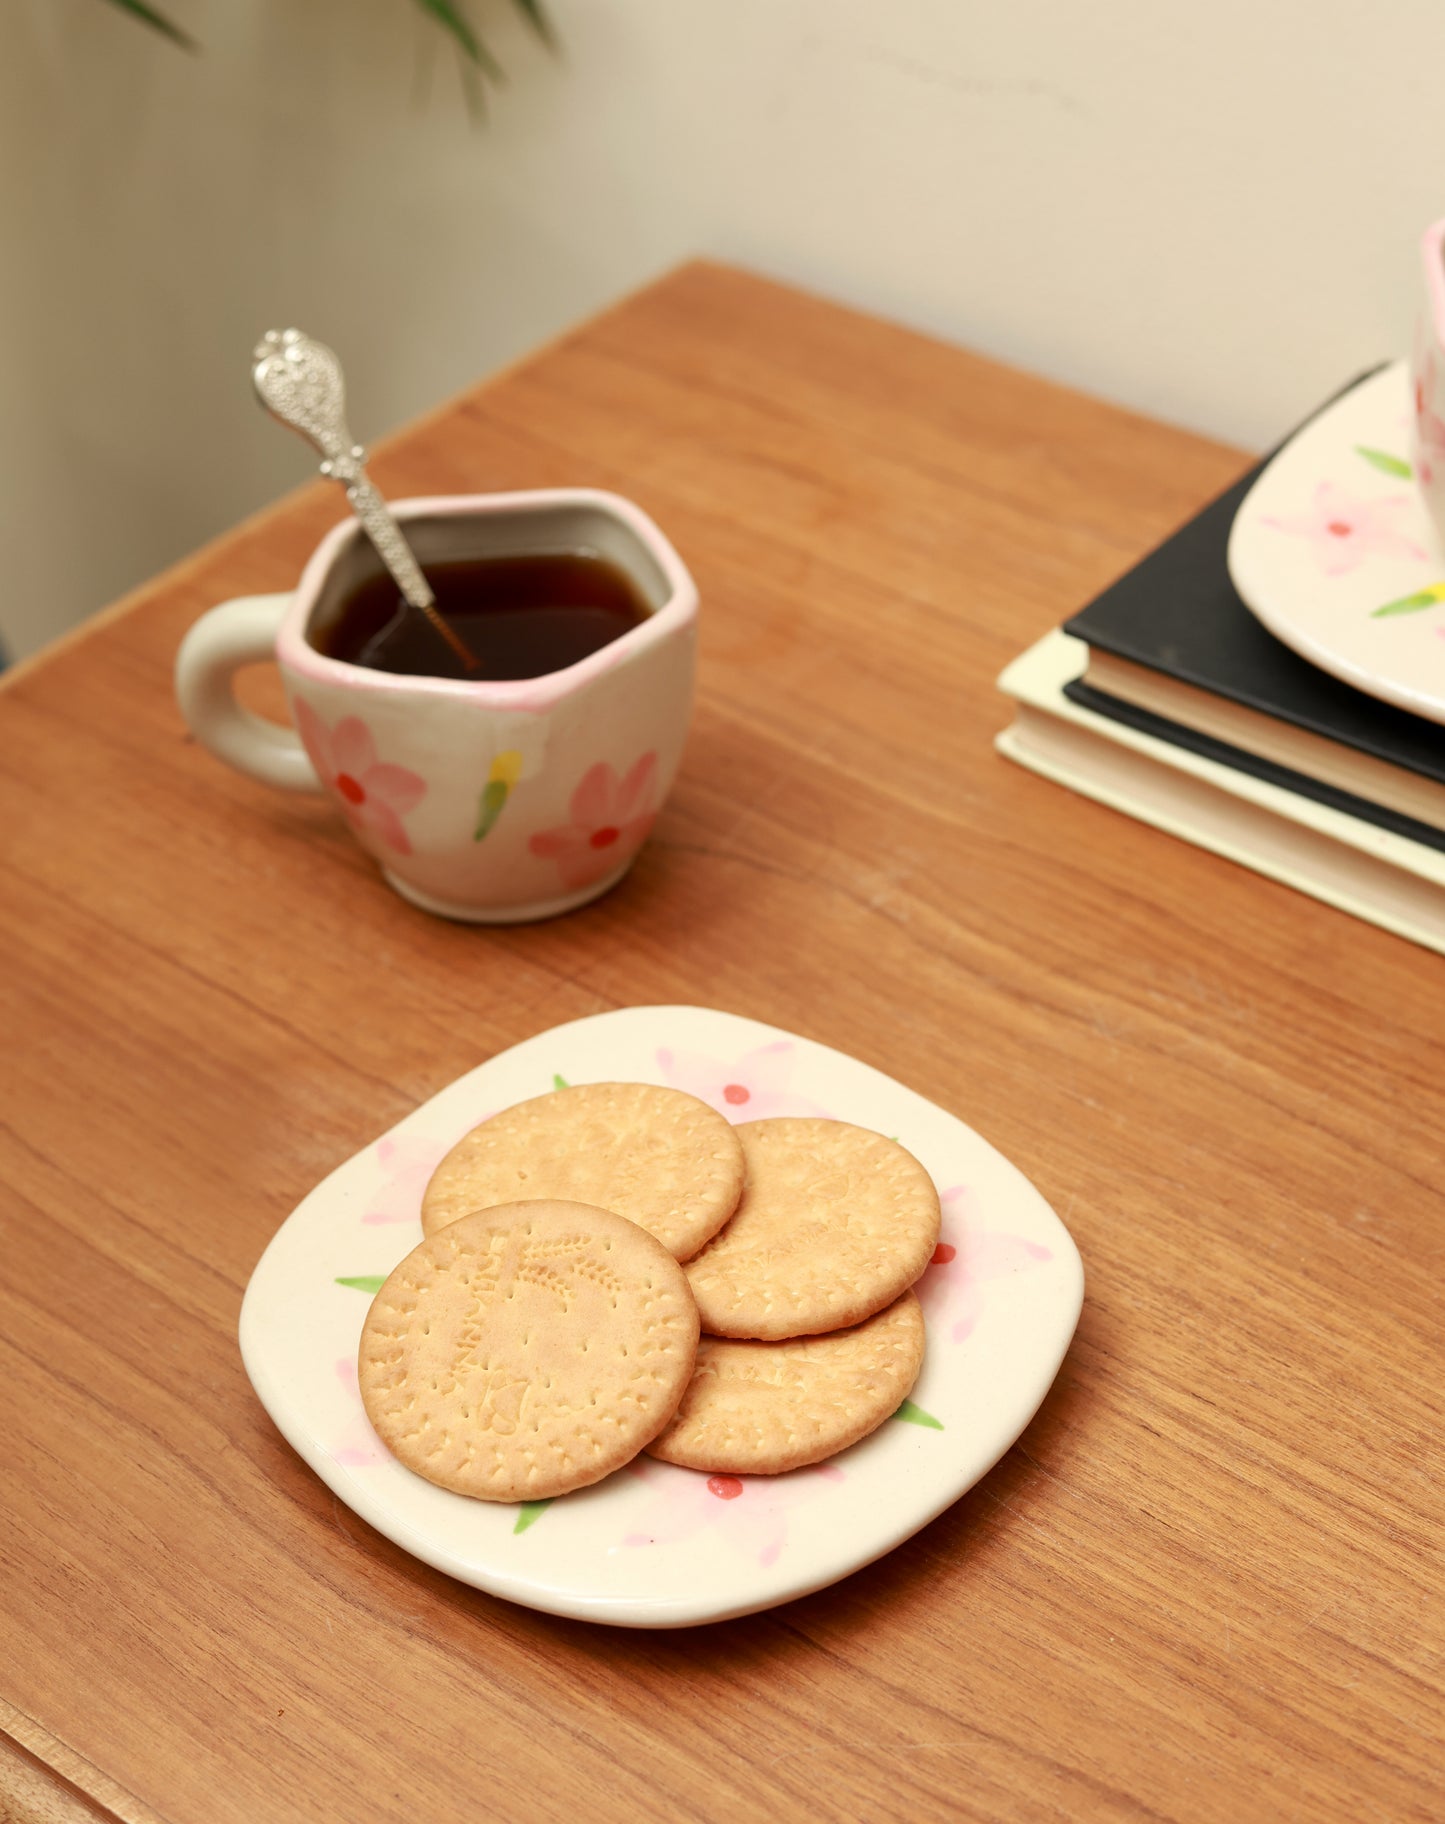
<box><xmin>1060</xmin><ymin>377</ymin><xmax>1445</xmax><ymax>852</ymax></box>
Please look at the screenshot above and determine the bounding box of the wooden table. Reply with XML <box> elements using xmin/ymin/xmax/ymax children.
<box><xmin>3</xmin><ymin>264</ymin><xmax>1440</xmax><ymax>1824</ymax></box>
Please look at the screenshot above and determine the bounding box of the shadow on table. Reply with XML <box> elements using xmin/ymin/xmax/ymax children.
<box><xmin>358</xmin><ymin>1308</ymin><xmax>1099</xmax><ymax>1666</ymax></box>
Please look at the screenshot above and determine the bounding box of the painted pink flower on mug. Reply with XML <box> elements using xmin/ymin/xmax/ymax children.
<box><xmin>292</xmin><ymin>701</ymin><xmax>427</xmax><ymax>856</ymax></box>
<box><xmin>529</xmin><ymin>752</ymin><xmax>658</xmax><ymax>890</ymax></box>
<box><xmin>1261</xmin><ymin>482</ymin><xmax>1425</xmax><ymax>577</ymax></box>
<box><xmin>655</xmin><ymin>1039</ymin><xmax>831</xmax><ymax>1122</ymax></box>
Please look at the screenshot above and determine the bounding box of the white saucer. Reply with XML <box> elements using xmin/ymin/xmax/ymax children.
<box><xmin>239</xmin><ymin>1005</ymin><xmax>1083</xmax><ymax>1628</ymax></box>
<box><xmin>1228</xmin><ymin>360</ymin><xmax>1445</xmax><ymax>724</ymax></box>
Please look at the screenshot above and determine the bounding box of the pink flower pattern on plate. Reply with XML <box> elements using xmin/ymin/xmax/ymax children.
<box><xmin>528</xmin><ymin>753</ymin><xmax>658</xmax><ymax>891</ymax></box>
<box><xmin>331</xmin><ymin>1357</ymin><xmax>385</xmax><ymax>1467</ymax></box>
<box><xmin>619</xmin><ymin>1457</ymin><xmax>845</xmax><ymax>1567</ymax></box>
<box><xmin>655</xmin><ymin>1040</ymin><xmax>831</xmax><ymax>1122</ymax></box>
<box><xmin>918</xmin><ymin>1184</ymin><xmax>1052</xmax><ymax>1343</ymax></box>
<box><xmin>361</xmin><ymin>1134</ymin><xmax>452</xmax><ymax>1226</ymax></box>
<box><xmin>1261</xmin><ymin>482</ymin><xmax>1425</xmax><ymax>577</ymax></box>
<box><xmin>293</xmin><ymin>701</ymin><xmax>427</xmax><ymax>856</ymax></box>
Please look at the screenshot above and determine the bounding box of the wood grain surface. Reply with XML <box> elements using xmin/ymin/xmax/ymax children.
<box><xmin>2</xmin><ymin>263</ymin><xmax>1441</xmax><ymax>1824</ymax></box>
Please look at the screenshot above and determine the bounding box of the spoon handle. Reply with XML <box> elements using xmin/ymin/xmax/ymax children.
<box><xmin>252</xmin><ymin>329</ymin><xmax>477</xmax><ymax>672</ymax></box>
<box><xmin>344</xmin><ymin>473</ymin><xmax>435</xmax><ymax>608</ymax></box>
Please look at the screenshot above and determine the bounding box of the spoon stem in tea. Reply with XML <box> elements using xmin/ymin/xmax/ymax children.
<box><xmin>251</xmin><ymin>328</ymin><xmax>478</xmax><ymax>673</ymax></box>
<box><xmin>336</xmin><ymin>472</ymin><xmax>476</xmax><ymax>673</ymax></box>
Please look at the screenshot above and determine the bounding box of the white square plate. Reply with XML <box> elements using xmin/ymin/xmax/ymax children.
<box><xmin>239</xmin><ymin>1005</ymin><xmax>1083</xmax><ymax>1627</ymax></box>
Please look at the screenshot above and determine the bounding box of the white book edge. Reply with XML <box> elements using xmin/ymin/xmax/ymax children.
<box><xmin>996</xmin><ymin>630</ymin><xmax>1445</xmax><ymax>954</ymax></box>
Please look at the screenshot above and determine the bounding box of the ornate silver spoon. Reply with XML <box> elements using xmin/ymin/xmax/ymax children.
<box><xmin>251</xmin><ymin>327</ymin><xmax>478</xmax><ymax>673</ymax></box>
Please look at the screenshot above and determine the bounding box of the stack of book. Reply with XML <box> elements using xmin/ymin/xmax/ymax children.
<box><xmin>995</xmin><ymin>430</ymin><xmax>1445</xmax><ymax>954</ymax></box>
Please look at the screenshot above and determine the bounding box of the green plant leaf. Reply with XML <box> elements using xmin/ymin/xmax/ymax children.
<box><xmin>105</xmin><ymin>0</ymin><xmax>561</xmax><ymax>98</ymax></box>
<box><xmin>103</xmin><ymin>0</ymin><xmax>197</xmax><ymax>50</ymax></box>
<box><xmin>414</xmin><ymin>0</ymin><xmax>504</xmax><ymax>80</ymax></box>
<box><xmin>510</xmin><ymin>0</ymin><xmax>558</xmax><ymax>49</ymax></box>
<box><xmin>336</xmin><ymin>1275</ymin><xmax>387</xmax><ymax>1294</ymax></box>
<box><xmin>514</xmin><ymin>1499</ymin><xmax>552</xmax><ymax>1533</ymax></box>
<box><xmin>893</xmin><ymin>1398</ymin><xmax>943</xmax><ymax>1430</ymax></box>
<box><xmin>1354</xmin><ymin>445</ymin><xmax>1413</xmax><ymax>479</ymax></box>
<box><xmin>1370</xmin><ymin>588</ymin><xmax>1445</xmax><ymax>618</ymax></box>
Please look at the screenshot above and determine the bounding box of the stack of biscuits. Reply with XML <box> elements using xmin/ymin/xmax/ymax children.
<box><xmin>359</xmin><ymin>1083</ymin><xmax>941</xmax><ymax>1504</ymax></box>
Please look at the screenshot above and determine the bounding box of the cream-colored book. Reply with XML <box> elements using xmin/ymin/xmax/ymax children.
<box><xmin>1079</xmin><ymin>646</ymin><xmax>1445</xmax><ymax>831</ymax></box>
<box><xmin>996</xmin><ymin>629</ymin><xmax>1445</xmax><ymax>955</ymax></box>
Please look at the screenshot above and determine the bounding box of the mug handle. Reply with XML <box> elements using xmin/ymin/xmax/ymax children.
<box><xmin>174</xmin><ymin>594</ymin><xmax>323</xmax><ymax>792</ymax></box>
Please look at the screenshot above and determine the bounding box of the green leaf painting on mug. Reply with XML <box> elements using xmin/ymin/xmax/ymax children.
<box><xmin>1354</xmin><ymin>445</ymin><xmax>1413</xmax><ymax>480</ymax></box>
<box><xmin>474</xmin><ymin>780</ymin><xmax>509</xmax><ymax>840</ymax></box>
<box><xmin>474</xmin><ymin>750</ymin><xmax>523</xmax><ymax>841</ymax></box>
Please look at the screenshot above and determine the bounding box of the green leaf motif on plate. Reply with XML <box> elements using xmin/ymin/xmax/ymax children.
<box><xmin>553</xmin><ymin>1073</ymin><xmax>569</xmax><ymax>1090</ymax></box>
<box><xmin>514</xmin><ymin>1499</ymin><xmax>553</xmax><ymax>1533</ymax></box>
<box><xmin>893</xmin><ymin>1399</ymin><xmax>943</xmax><ymax>1430</ymax></box>
<box><xmin>1370</xmin><ymin>585</ymin><xmax>1445</xmax><ymax>618</ymax></box>
<box><xmin>336</xmin><ymin>1275</ymin><xmax>387</xmax><ymax>1294</ymax></box>
<box><xmin>1354</xmin><ymin>445</ymin><xmax>1413</xmax><ymax>479</ymax></box>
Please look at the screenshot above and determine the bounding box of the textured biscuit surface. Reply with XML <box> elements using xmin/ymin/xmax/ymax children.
<box><xmin>647</xmin><ymin>1289</ymin><xmax>926</xmax><ymax>1474</ymax></box>
<box><xmin>420</xmin><ymin>1083</ymin><xmax>745</xmax><ymax>1261</ymax></box>
<box><xmin>359</xmin><ymin>1200</ymin><xmax>700</xmax><ymax>1502</ymax></box>
<box><xmin>685</xmin><ymin>1118</ymin><xmax>941</xmax><ymax>1339</ymax></box>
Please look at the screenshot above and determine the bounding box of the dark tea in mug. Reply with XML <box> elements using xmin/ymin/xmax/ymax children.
<box><xmin>315</xmin><ymin>552</ymin><xmax>651</xmax><ymax>682</ymax></box>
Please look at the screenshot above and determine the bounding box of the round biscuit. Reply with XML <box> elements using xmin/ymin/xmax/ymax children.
<box><xmin>359</xmin><ymin>1199</ymin><xmax>700</xmax><ymax>1502</ymax></box>
<box><xmin>646</xmin><ymin>1289</ymin><xmax>926</xmax><ymax>1474</ymax></box>
<box><xmin>420</xmin><ymin>1083</ymin><xmax>745</xmax><ymax>1261</ymax></box>
<box><xmin>685</xmin><ymin>1117</ymin><xmax>940</xmax><ymax>1339</ymax></box>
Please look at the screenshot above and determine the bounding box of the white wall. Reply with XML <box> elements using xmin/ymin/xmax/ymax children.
<box><xmin>5</xmin><ymin>0</ymin><xmax>1445</xmax><ymax>659</ymax></box>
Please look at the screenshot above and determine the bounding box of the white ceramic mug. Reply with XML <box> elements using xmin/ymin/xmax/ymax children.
<box><xmin>175</xmin><ymin>490</ymin><xmax>697</xmax><ymax>922</ymax></box>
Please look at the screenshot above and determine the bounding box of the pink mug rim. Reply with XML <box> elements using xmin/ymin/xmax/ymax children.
<box><xmin>275</xmin><ymin>488</ymin><xmax>697</xmax><ymax>707</ymax></box>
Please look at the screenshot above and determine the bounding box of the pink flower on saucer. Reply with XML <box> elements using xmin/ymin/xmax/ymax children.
<box><xmin>528</xmin><ymin>752</ymin><xmax>658</xmax><ymax>890</ymax></box>
<box><xmin>1262</xmin><ymin>482</ymin><xmax>1425</xmax><ymax>577</ymax></box>
<box><xmin>655</xmin><ymin>1039</ymin><xmax>830</xmax><ymax>1122</ymax></box>
<box><xmin>293</xmin><ymin>701</ymin><xmax>426</xmax><ymax>856</ymax></box>
<box><xmin>1414</xmin><ymin>352</ymin><xmax>1445</xmax><ymax>484</ymax></box>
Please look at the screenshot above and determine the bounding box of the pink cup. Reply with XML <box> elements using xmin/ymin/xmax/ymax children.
<box><xmin>175</xmin><ymin>490</ymin><xmax>697</xmax><ymax>922</ymax></box>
